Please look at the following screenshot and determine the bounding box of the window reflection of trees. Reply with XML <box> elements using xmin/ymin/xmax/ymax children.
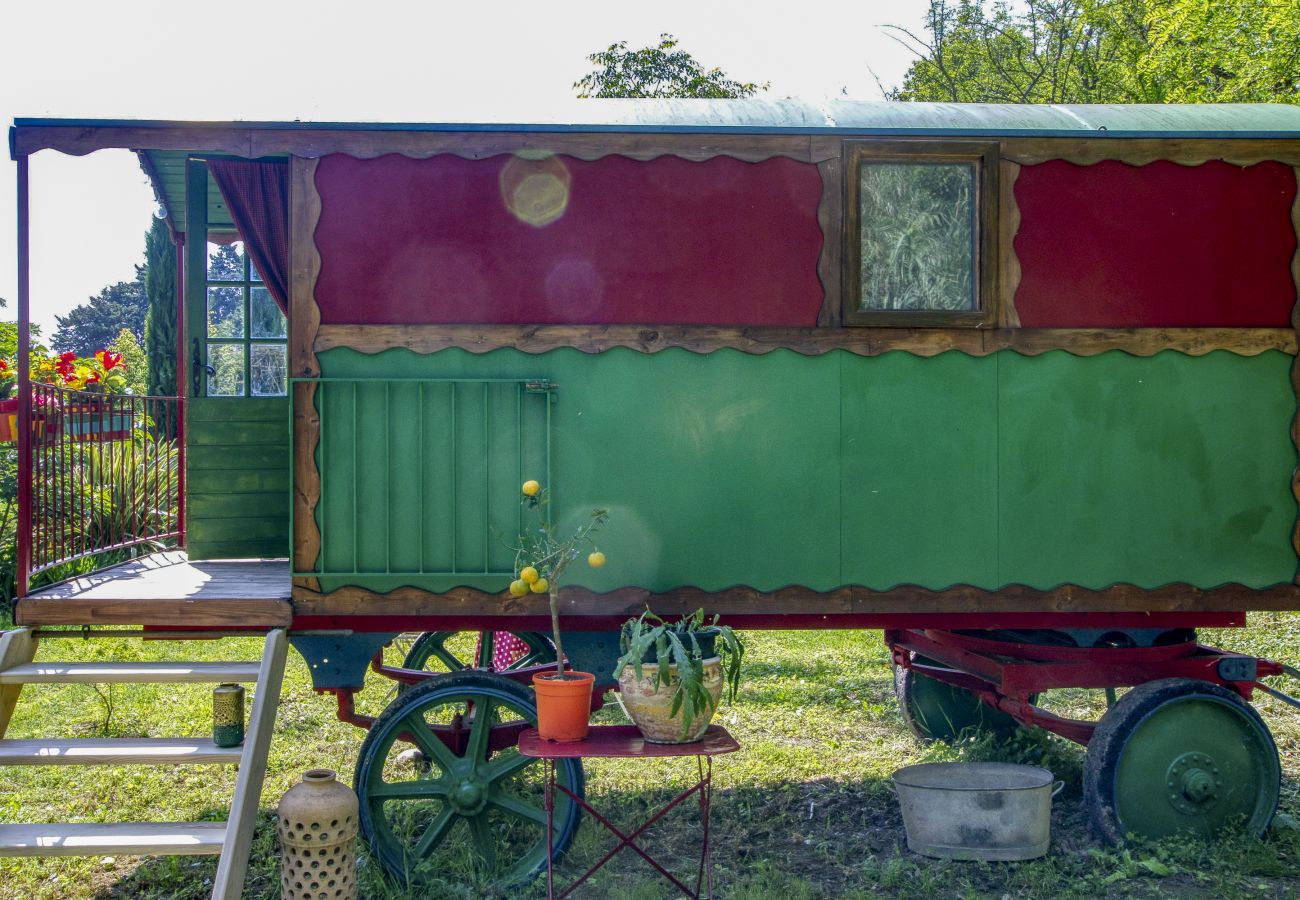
<box><xmin>858</xmin><ymin>163</ymin><xmax>976</xmax><ymax>312</ymax></box>
<box><xmin>204</xmin><ymin>241</ymin><xmax>286</xmax><ymax>397</ymax></box>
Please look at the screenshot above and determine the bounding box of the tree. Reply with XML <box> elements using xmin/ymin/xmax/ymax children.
<box><xmin>108</xmin><ymin>328</ymin><xmax>148</xmax><ymax>396</ymax></box>
<box><xmin>575</xmin><ymin>34</ymin><xmax>767</xmax><ymax>99</ymax></box>
<box><xmin>52</xmin><ymin>273</ymin><xmax>148</xmax><ymax>357</ymax></box>
<box><xmin>888</xmin><ymin>0</ymin><xmax>1299</xmax><ymax>104</ymax></box>
<box><xmin>0</xmin><ymin>298</ymin><xmax>42</xmax><ymax>365</ymax></box>
<box><xmin>143</xmin><ymin>216</ymin><xmax>177</xmax><ymax>397</ymax></box>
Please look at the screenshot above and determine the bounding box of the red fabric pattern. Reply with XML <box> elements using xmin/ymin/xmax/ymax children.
<box><xmin>492</xmin><ymin>632</ymin><xmax>532</xmax><ymax>670</ymax></box>
<box><xmin>312</xmin><ymin>153</ymin><xmax>825</xmax><ymax>326</ymax></box>
<box><xmin>1014</xmin><ymin>160</ymin><xmax>1297</xmax><ymax>328</ymax></box>
<box><xmin>208</xmin><ymin>159</ymin><xmax>291</xmax><ymax>315</ymax></box>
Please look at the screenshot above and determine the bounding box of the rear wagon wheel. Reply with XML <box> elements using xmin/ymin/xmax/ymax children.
<box><xmin>1083</xmin><ymin>678</ymin><xmax>1279</xmax><ymax>843</ymax></box>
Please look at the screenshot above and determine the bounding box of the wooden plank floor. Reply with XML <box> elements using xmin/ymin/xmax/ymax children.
<box><xmin>15</xmin><ymin>552</ymin><xmax>292</xmax><ymax>627</ymax></box>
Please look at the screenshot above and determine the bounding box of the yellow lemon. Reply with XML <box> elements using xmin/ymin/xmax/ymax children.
<box><xmin>508</xmin><ymin>579</ymin><xmax>529</xmax><ymax>598</ymax></box>
<box><xmin>520</xmin><ymin>566</ymin><xmax>539</xmax><ymax>584</ymax></box>
<box><xmin>522</xmin><ymin>480</ymin><xmax>541</xmax><ymax>497</ymax></box>
<box><xmin>530</xmin><ymin>577</ymin><xmax>550</xmax><ymax>593</ymax></box>
<box><xmin>588</xmin><ymin>551</ymin><xmax>606</xmax><ymax>568</ymax></box>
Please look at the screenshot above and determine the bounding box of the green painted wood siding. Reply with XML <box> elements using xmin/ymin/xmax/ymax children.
<box><xmin>315</xmin><ymin>347</ymin><xmax>1297</xmax><ymax>594</ymax></box>
<box><xmin>187</xmin><ymin>397</ymin><xmax>289</xmax><ymax>559</ymax></box>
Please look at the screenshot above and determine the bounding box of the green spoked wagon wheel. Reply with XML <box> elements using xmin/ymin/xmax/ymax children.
<box><xmin>1084</xmin><ymin>678</ymin><xmax>1280</xmax><ymax>843</ymax></box>
<box><xmin>355</xmin><ymin>672</ymin><xmax>583</xmax><ymax>889</ymax></box>
<box><xmin>893</xmin><ymin>655</ymin><xmax>1028</xmax><ymax>743</ymax></box>
<box><xmin>403</xmin><ymin>631</ymin><xmax>556</xmax><ymax>673</ymax></box>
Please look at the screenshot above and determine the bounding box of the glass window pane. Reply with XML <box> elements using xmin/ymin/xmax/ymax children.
<box><xmin>858</xmin><ymin>162</ymin><xmax>976</xmax><ymax>312</ymax></box>
<box><xmin>207</xmin><ymin>287</ymin><xmax>245</xmax><ymax>338</ymax></box>
<box><xmin>207</xmin><ymin>241</ymin><xmax>245</xmax><ymax>281</ymax></box>
<box><xmin>250</xmin><ymin>288</ymin><xmax>287</xmax><ymax>338</ymax></box>
<box><xmin>250</xmin><ymin>344</ymin><xmax>287</xmax><ymax>396</ymax></box>
<box><xmin>207</xmin><ymin>344</ymin><xmax>245</xmax><ymax>397</ymax></box>
<box><xmin>248</xmin><ymin>255</ymin><xmax>262</xmax><ymax>282</ymax></box>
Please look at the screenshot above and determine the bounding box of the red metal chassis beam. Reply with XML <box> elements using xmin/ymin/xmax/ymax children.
<box><xmin>886</xmin><ymin>627</ymin><xmax>1284</xmax><ymax>745</ymax></box>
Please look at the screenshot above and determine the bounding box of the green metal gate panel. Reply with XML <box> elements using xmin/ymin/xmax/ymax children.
<box><xmin>297</xmin><ymin>378</ymin><xmax>553</xmax><ymax>581</ymax></box>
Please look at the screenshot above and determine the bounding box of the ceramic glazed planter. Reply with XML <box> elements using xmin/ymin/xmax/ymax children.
<box><xmin>618</xmin><ymin>656</ymin><xmax>724</xmax><ymax>743</ymax></box>
<box><xmin>277</xmin><ymin>769</ymin><xmax>359</xmax><ymax>899</ymax></box>
<box><xmin>533</xmin><ymin>670</ymin><xmax>595</xmax><ymax>742</ymax></box>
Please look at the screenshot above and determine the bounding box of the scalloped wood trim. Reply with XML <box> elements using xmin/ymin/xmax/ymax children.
<box><xmin>289</xmin><ymin>157</ymin><xmax>322</xmax><ymax>378</ymax></box>
<box><xmin>1291</xmin><ymin>166</ymin><xmax>1300</xmax><ymax>581</ymax></box>
<box><xmin>815</xmin><ymin>158</ymin><xmax>842</xmax><ymax>326</ymax></box>
<box><xmin>997</xmin><ymin>160</ymin><xmax>1023</xmax><ymax>328</ymax></box>
<box><xmin>1002</xmin><ymin>138</ymin><xmax>1300</xmax><ymax>167</ymax></box>
<box><xmin>291</xmin><ymin>581</ymin><xmax>1300</xmax><ymax>618</ymax></box>
<box><xmin>289</xmin><ymin>157</ymin><xmax>323</xmax><ymax>588</ymax></box>
<box><xmin>12</xmin><ymin>126</ymin><xmax>830</xmax><ymax>164</ymax></box>
<box><xmin>292</xmin><ymin>382</ymin><xmax>321</xmax><ymax>583</ymax></box>
<box><xmin>313</xmin><ymin>324</ymin><xmax>1296</xmax><ymax>358</ymax></box>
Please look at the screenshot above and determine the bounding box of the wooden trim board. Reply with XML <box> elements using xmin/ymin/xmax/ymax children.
<box><xmin>292</xmin><ymin>581</ymin><xmax>1300</xmax><ymax>619</ymax></box>
<box><xmin>314</xmin><ymin>323</ymin><xmax>1297</xmax><ymax>358</ymax></box>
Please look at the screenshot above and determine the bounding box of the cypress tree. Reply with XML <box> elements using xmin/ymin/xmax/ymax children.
<box><xmin>143</xmin><ymin>215</ymin><xmax>177</xmax><ymax>398</ymax></box>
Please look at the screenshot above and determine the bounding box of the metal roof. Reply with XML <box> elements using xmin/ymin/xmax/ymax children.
<box><xmin>13</xmin><ymin>100</ymin><xmax>1300</xmax><ymax>145</ymax></box>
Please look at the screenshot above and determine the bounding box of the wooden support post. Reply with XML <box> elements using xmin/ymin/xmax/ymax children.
<box><xmin>0</xmin><ymin>628</ymin><xmax>38</xmax><ymax>739</ymax></box>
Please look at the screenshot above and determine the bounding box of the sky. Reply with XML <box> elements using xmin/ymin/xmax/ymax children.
<box><xmin>0</xmin><ymin>0</ymin><xmax>933</xmax><ymax>340</ymax></box>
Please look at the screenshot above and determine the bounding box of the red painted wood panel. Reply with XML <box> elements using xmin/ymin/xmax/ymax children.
<box><xmin>313</xmin><ymin>154</ymin><xmax>824</xmax><ymax>326</ymax></box>
<box><xmin>1014</xmin><ymin>160</ymin><xmax>1297</xmax><ymax>328</ymax></box>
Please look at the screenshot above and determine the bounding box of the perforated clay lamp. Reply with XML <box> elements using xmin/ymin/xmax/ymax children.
<box><xmin>277</xmin><ymin>768</ymin><xmax>359</xmax><ymax>900</ymax></box>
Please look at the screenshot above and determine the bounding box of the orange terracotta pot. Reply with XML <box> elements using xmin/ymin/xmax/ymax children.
<box><xmin>532</xmin><ymin>671</ymin><xmax>595</xmax><ymax>742</ymax></box>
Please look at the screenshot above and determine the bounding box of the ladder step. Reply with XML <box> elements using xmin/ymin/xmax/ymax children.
<box><xmin>0</xmin><ymin>661</ymin><xmax>260</xmax><ymax>684</ymax></box>
<box><xmin>0</xmin><ymin>738</ymin><xmax>243</xmax><ymax>766</ymax></box>
<box><xmin>0</xmin><ymin>822</ymin><xmax>226</xmax><ymax>857</ymax></box>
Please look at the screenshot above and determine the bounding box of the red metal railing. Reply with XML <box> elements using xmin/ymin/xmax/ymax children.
<box><xmin>21</xmin><ymin>384</ymin><xmax>184</xmax><ymax>588</ymax></box>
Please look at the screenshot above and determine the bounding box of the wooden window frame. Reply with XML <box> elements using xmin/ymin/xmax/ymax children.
<box><xmin>843</xmin><ymin>140</ymin><xmax>1000</xmax><ymax>328</ymax></box>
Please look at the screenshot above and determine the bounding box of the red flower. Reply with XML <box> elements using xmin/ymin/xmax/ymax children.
<box><xmin>0</xmin><ymin>359</ymin><xmax>9</xmax><ymax>372</ymax></box>
<box><xmin>95</xmin><ymin>350</ymin><xmax>124</xmax><ymax>371</ymax></box>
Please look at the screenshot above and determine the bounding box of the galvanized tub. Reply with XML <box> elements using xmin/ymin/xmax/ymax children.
<box><xmin>892</xmin><ymin>762</ymin><xmax>1061</xmax><ymax>860</ymax></box>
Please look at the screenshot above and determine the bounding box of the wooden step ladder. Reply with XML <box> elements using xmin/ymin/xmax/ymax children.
<box><xmin>0</xmin><ymin>626</ymin><xmax>288</xmax><ymax>900</ymax></box>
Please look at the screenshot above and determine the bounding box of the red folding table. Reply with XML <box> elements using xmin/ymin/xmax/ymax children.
<box><xmin>519</xmin><ymin>724</ymin><xmax>740</xmax><ymax>899</ymax></box>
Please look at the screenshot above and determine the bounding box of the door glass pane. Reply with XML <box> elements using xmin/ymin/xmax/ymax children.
<box><xmin>207</xmin><ymin>287</ymin><xmax>245</xmax><ymax>337</ymax></box>
<box><xmin>250</xmin><ymin>288</ymin><xmax>287</xmax><ymax>338</ymax></box>
<box><xmin>250</xmin><ymin>345</ymin><xmax>287</xmax><ymax>396</ymax></box>
<box><xmin>858</xmin><ymin>162</ymin><xmax>976</xmax><ymax>312</ymax></box>
<box><xmin>207</xmin><ymin>344</ymin><xmax>245</xmax><ymax>396</ymax></box>
<box><xmin>207</xmin><ymin>241</ymin><xmax>245</xmax><ymax>281</ymax></box>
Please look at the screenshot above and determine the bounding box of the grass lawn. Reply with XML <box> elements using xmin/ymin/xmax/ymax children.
<box><xmin>1</xmin><ymin>616</ymin><xmax>1299</xmax><ymax>898</ymax></box>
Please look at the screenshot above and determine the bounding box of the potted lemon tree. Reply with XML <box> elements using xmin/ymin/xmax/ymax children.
<box><xmin>613</xmin><ymin>609</ymin><xmax>745</xmax><ymax>743</ymax></box>
<box><xmin>509</xmin><ymin>479</ymin><xmax>608</xmax><ymax>742</ymax></box>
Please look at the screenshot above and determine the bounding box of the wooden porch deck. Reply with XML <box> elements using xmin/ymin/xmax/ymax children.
<box><xmin>15</xmin><ymin>552</ymin><xmax>292</xmax><ymax>627</ymax></box>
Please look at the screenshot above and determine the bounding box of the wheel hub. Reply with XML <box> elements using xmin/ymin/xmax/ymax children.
<box><xmin>1165</xmin><ymin>752</ymin><xmax>1222</xmax><ymax>814</ymax></box>
<box><xmin>448</xmin><ymin>776</ymin><xmax>489</xmax><ymax>815</ymax></box>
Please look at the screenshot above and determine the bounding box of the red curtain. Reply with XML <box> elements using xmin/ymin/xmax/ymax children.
<box><xmin>208</xmin><ymin>159</ymin><xmax>290</xmax><ymax>315</ymax></box>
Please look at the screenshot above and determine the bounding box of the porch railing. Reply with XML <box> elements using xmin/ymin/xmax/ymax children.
<box><xmin>19</xmin><ymin>384</ymin><xmax>184</xmax><ymax>592</ymax></box>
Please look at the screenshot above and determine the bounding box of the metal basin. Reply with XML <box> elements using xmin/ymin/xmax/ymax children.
<box><xmin>892</xmin><ymin>762</ymin><xmax>1061</xmax><ymax>860</ymax></box>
